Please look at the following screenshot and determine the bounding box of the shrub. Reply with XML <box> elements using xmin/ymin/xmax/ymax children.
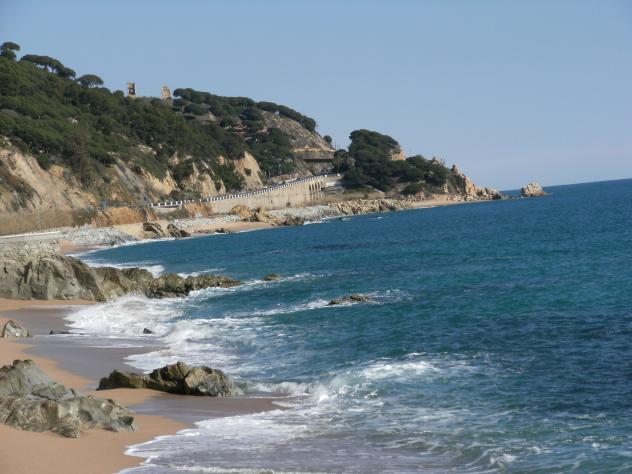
<box><xmin>401</xmin><ymin>182</ymin><xmax>424</xmax><ymax>195</ymax></box>
<box><xmin>36</xmin><ymin>154</ymin><xmax>52</xmax><ymax>170</ymax></box>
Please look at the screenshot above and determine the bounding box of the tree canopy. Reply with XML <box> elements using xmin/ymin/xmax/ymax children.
<box><xmin>77</xmin><ymin>74</ymin><xmax>104</xmax><ymax>88</ymax></box>
<box><xmin>0</xmin><ymin>41</ymin><xmax>19</xmax><ymax>60</ymax></box>
<box><xmin>339</xmin><ymin>130</ymin><xmax>451</xmax><ymax>193</ymax></box>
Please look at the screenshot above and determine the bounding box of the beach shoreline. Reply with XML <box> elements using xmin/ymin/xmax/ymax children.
<box><xmin>0</xmin><ymin>298</ymin><xmax>282</xmax><ymax>473</ymax></box>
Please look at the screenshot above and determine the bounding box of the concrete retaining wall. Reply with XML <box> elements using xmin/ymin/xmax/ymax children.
<box><xmin>152</xmin><ymin>175</ymin><xmax>340</xmax><ymax>215</ymax></box>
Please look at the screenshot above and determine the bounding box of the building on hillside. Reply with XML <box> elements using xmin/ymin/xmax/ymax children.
<box><xmin>161</xmin><ymin>86</ymin><xmax>171</xmax><ymax>100</ymax></box>
<box><xmin>127</xmin><ymin>82</ymin><xmax>136</xmax><ymax>98</ymax></box>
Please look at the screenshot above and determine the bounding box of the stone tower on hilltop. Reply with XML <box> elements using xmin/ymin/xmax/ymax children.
<box><xmin>127</xmin><ymin>82</ymin><xmax>136</xmax><ymax>98</ymax></box>
<box><xmin>161</xmin><ymin>86</ymin><xmax>171</xmax><ymax>100</ymax></box>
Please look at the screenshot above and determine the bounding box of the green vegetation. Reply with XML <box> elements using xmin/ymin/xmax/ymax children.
<box><xmin>338</xmin><ymin>130</ymin><xmax>451</xmax><ymax>193</ymax></box>
<box><xmin>248</xmin><ymin>127</ymin><xmax>295</xmax><ymax>176</ymax></box>
<box><xmin>0</xmin><ymin>43</ymin><xmax>326</xmax><ymax>198</ymax></box>
<box><xmin>0</xmin><ymin>41</ymin><xmax>459</xmax><ymax>203</ymax></box>
<box><xmin>76</xmin><ymin>74</ymin><xmax>104</xmax><ymax>88</ymax></box>
<box><xmin>0</xmin><ymin>42</ymin><xmax>19</xmax><ymax>61</ymax></box>
<box><xmin>171</xmin><ymin>88</ymin><xmax>320</xmax><ymax>175</ymax></box>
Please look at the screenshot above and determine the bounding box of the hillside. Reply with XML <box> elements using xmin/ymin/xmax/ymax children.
<box><xmin>0</xmin><ymin>42</ymin><xmax>500</xmax><ymax>234</ymax></box>
<box><xmin>0</xmin><ymin>43</ymin><xmax>334</xmax><ymax>212</ymax></box>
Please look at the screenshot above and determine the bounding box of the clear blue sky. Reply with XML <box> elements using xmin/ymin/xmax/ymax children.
<box><xmin>2</xmin><ymin>0</ymin><xmax>631</xmax><ymax>189</ymax></box>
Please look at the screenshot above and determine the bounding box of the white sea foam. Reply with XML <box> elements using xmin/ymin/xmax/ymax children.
<box><xmin>80</xmin><ymin>259</ymin><xmax>166</xmax><ymax>277</ymax></box>
<box><xmin>360</xmin><ymin>358</ymin><xmax>440</xmax><ymax>380</ymax></box>
<box><xmin>177</xmin><ymin>268</ymin><xmax>225</xmax><ymax>277</ymax></box>
<box><xmin>65</xmin><ymin>294</ymin><xmax>179</xmax><ymax>338</ymax></box>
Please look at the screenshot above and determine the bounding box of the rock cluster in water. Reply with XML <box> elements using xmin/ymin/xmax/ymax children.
<box><xmin>0</xmin><ymin>242</ymin><xmax>240</xmax><ymax>301</ymax></box>
<box><xmin>520</xmin><ymin>182</ymin><xmax>548</xmax><ymax>197</ymax></box>
<box><xmin>328</xmin><ymin>294</ymin><xmax>372</xmax><ymax>305</ymax></box>
<box><xmin>0</xmin><ymin>360</ymin><xmax>136</xmax><ymax>438</ymax></box>
<box><xmin>263</xmin><ymin>274</ymin><xmax>281</xmax><ymax>281</ymax></box>
<box><xmin>98</xmin><ymin>362</ymin><xmax>240</xmax><ymax>397</ymax></box>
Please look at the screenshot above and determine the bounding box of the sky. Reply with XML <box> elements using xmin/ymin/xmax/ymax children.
<box><xmin>2</xmin><ymin>0</ymin><xmax>631</xmax><ymax>189</ymax></box>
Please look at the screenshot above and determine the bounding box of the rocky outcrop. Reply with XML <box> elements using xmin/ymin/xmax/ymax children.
<box><xmin>229</xmin><ymin>204</ymin><xmax>252</xmax><ymax>219</ymax></box>
<box><xmin>279</xmin><ymin>215</ymin><xmax>305</xmax><ymax>226</ymax></box>
<box><xmin>98</xmin><ymin>362</ymin><xmax>240</xmax><ymax>397</ymax></box>
<box><xmin>263</xmin><ymin>274</ymin><xmax>281</xmax><ymax>281</ymax></box>
<box><xmin>329</xmin><ymin>294</ymin><xmax>372</xmax><ymax>305</ymax></box>
<box><xmin>329</xmin><ymin>199</ymin><xmax>415</xmax><ymax>215</ymax></box>
<box><xmin>230</xmin><ymin>204</ymin><xmax>287</xmax><ymax>226</ymax></box>
<box><xmin>0</xmin><ymin>242</ymin><xmax>241</xmax><ymax>301</ymax></box>
<box><xmin>1</xmin><ymin>320</ymin><xmax>30</xmax><ymax>338</ymax></box>
<box><xmin>451</xmin><ymin>166</ymin><xmax>503</xmax><ymax>201</ymax></box>
<box><xmin>144</xmin><ymin>273</ymin><xmax>240</xmax><ymax>298</ymax></box>
<box><xmin>143</xmin><ymin>221</ymin><xmax>167</xmax><ymax>238</ymax></box>
<box><xmin>0</xmin><ymin>360</ymin><xmax>136</xmax><ymax>437</ymax></box>
<box><xmin>521</xmin><ymin>182</ymin><xmax>547</xmax><ymax>197</ymax></box>
<box><xmin>167</xmin><ymin>222</ymin><xmax>191</xmax><ymax>239</ymax></box>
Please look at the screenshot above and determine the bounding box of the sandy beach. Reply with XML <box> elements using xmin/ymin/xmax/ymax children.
<box><xmin>0</xmin><ymin>298</ymin><xmax>280</xmax><ymax>473</ymax></box>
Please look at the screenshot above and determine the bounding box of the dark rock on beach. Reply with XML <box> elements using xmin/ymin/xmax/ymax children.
<box><xmin>328</xmin><ymin>294</ymin><xmax>372</xmax><ymax>305</ymax></box>
<box><xmin>0</xmin><ymin>360</ymin><xmax>136</xmax><ymax>438</ymax></box>
<box><xmin>2</xmin><ymin>320</ymin><xmax>31</xmax><ymax>338</ymax></box>
<box><xmin>167</xmin><ymin>222</ymin><xmax>191</xmax><ymax>239</ymax></box>
<box><xmin>142</xmin><ymin>221</ymin><xmax>167</xmax><ymax>237</ymax></box>
<box><xmin>98</xmin><ymin>361</ymin><xmax>240</xmax><ymax>397</ymax></box>
<box><xmin>142</xmin><ymin>328</ymin><xmax>154</xmax><ymax>334</ymax></box>
<box><xmin>280</xmin><ymin>215</ymin><xmax>305</xmax><ymax>226</ymax></box>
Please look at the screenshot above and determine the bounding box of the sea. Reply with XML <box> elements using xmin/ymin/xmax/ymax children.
<box><xmin>68</xmin><ymin>179</ymin><xmax>632</xmax><ymax>473</ymax></box>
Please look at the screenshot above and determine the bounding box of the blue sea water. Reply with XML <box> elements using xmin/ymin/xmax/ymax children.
<box><xmin>71</xmin><ymin>179</ymin><xmax>632</xmax><ymax>473</ymax></box>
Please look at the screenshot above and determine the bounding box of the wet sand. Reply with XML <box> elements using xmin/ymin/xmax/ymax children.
<box><xmin>0</xmin><ymin>299</ymin><xmax>282</xmax><ymax>472</ymax></box>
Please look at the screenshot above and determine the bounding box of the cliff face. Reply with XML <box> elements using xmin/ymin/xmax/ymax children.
<box><xmin>450</xmin><ymin>165</ymin><xmax>503</xmax><ymax>201</ymax></box>
<box><xmin>0</xmin><ymin>145</ymin><xmax>263</xmax><ymax>214</ymax></box>
<box><xmin>262</xmin><ymin>111</ymin><xmax>334</xmax><ymax>174</ymax></box>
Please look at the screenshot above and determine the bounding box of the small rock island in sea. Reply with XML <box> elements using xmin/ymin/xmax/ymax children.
<box><xmin>520</xmin><ymin>182</ymin><xmax>548</xmax><ymax>197</ymax></box>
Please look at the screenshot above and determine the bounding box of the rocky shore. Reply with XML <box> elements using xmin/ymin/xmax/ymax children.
<box><xmin>0</xmin><ymin>241</ymin><xmax>241</xmax><ymax>301</ymax></box>
<box><xmin>34</xmin><ymin>192</ymin><xmax>504</xmax><ymax>250</ymax></box>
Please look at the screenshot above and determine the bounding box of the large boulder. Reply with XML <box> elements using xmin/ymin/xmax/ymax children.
<box><xmin>142</xmin><ymin>221</ymin><xmax>167</xmax><ymax>238</ymax></box>
<box><xmin>0</xmin><ymin>360</ymin><xmax>136</xmax><ymax>438</ymax></box>
<box><xmin>2</xmin><ymin>320</ymin><xmax>31</xmax><ymax>338</ymax></box>
<box><xmin>98</xmin><ymin>362</ymin><xmax>240</xmax><ymax>397</ymax></box>
<box><xmin>143</xmin><ymin>273</ymin><xmax>241</xmax><ymax>298</ymax></box>
<box><xmin>263</xmin><ymin>274</ymin><xmax>282</xmax><ymax>281</ymax></box>
<box><xmin>250</xmin><ymin>208</ymin><xmax>276</xmax><ymax>224</ymax></box>
<box><xmin>280</xmin><ymin>215</ymin><xmax>305</xmax><ymax>226</ymax></box>
<box><xmin>167</xmin><ymin>222</ymin><xmax>191</xmax><ymax>239</ymax></box>
<box><xmin>329</xmin><ymin>294</ymin><xmax>373</xmax><ymax>306</ymax></box>
<box><xmin>521</xmin><ymin>182</ymin><xmax>548</xmax><ymax>197</ymax></box>
<box><xmin>229</xmin><ymin>204</ymin><xmax>253</xmax><ymax>219</ymax></box>
<box><xmin>229</xmin><ymin>205</ymin><xmax>279</xmax><ymax>224</ymax></box>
